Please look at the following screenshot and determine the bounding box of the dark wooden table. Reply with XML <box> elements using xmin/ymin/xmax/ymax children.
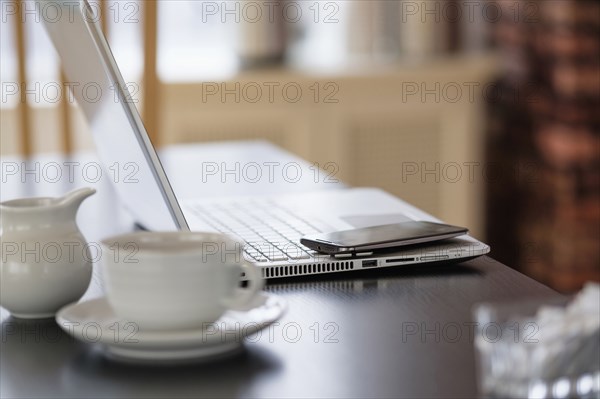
<box><xmin>1</xmin><ymin>142</ymin><xmax>560</xmax><ymax>398</ymax></box>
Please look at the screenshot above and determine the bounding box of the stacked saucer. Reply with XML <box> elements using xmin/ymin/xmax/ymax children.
<box><xmin>57</xmin><ymin>292</ymin><xmax>286</xmax><ymax>365</ymax></box>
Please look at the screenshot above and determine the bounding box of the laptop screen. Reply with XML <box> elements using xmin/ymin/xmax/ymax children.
<box><xmin>38</xmin><ymin>0</ymin><xmax>188</xmax><ymax>230</ymax></box>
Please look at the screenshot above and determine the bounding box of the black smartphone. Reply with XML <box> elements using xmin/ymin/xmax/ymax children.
<box><xmin>300</xmin><ymin>221</ymin><xmax>468</xmax><ymax>255</ymax></box>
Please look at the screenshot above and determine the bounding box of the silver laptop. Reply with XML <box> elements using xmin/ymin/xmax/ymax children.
<box><xmin>39</xmin><ymin>0</ymin><xmax>490</xmax><ymax>279</ymax></box>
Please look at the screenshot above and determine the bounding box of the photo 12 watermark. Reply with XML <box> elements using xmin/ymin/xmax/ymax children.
<box><xmin>199</xmin><ymin>1</ymin><xmax>340</xmax><ymax>24</ymax></box>
<box><xmin>200</xmin><ymin>81</ymin><xmax>340</xmax><ymax>104</ymax></box>
<box><xmin>401</xmin><ymin>321</ymin><xmax>540</xmax><ymax>344</ymax></box>
<box><xmin>202</xmin><ymin>321</ymin><xmax>340</xmax><ymax>344</ymax></box>
<box><xmin>1</xmin><ymin>1</ymin><xmax>140</xmax><ymax>25</ymax></box>
<box><xmin>0</xmin><ymin>319</ymin><xmax>140</xmax><ymax>345</ymax></box>
<box><xmin>199</xmin><ymin>161</ymin><xmax>339</xmax><ymax>184</ymax></box>
<box><xmin>400</xmin><ymin>161</ymin><xmax>540</xmax><ymax>185</ymax></box>
<box><xmin>0</xmin><ymin>240</ymin><xmax>140</xmax><ymax>265</ymax></box>
<box><xmin>398</xmin><ymin>1</ymin><xmax>539</xmax><ymax>24</ymax></box>
<box><xmin>1</xmin><ymin>161</ymin><xmax>141</xmax><ymax>185</ymax></box>
<box><xmin>2</xmin><ymin>81</ymin><xmax>140</xmax><ymax>106</ymax></box>
<box><xmin>401</xmin><ymin>81</ymin><xmax>543</xmax><ymax>105</ymax></box>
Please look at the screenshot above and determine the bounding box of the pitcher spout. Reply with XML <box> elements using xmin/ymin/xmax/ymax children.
<box><xmin>56</xmin><ymin>188</ymin><xmax>97</xmax><ymax>211</ymax></box>
<box><xmin>1</xmin><ymin>188</ymin><xmax>97</xmax><ymax>231</ymax></box>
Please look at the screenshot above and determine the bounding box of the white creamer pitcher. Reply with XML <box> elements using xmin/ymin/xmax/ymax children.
<box><xmin>0</xmin><ymin>188</ymin><xmax>96</xmax><ymax>318</ymax></box>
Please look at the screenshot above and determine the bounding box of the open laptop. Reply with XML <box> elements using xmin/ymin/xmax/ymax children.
<box><xmin>39</xmin><ymin>0</ymin><xmax>490</xmax><ymax>279</ymax></box>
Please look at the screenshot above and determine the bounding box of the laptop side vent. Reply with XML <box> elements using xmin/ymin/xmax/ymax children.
<box><xmin>261</xmin><ymin>261</ymin><xmax>355</xmax><ymax>279</ymax></box>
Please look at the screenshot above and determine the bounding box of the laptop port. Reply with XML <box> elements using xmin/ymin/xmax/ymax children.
<box><xmin>385</xmin><ymin>258</ymin><xmax>415</xmax><ymax>264</ymax></box>
<box><xmin>362</xmin><ymin>260</ymin><xmax>377</xmax><ymax>268</ymax></box>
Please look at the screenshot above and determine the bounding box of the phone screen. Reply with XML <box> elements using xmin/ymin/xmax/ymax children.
<box><xmin>301</xmin><ymin>221</ymin><xmax>468</xmax><ymax>253</ymax></box>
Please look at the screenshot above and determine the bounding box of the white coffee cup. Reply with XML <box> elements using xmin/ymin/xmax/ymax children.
<box><xmin>100</xmin><ymin>232</ymin><xmax>264</xmax><ymax>331</ymax></box>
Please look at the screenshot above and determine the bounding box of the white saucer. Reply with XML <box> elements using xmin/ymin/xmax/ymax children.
<box><xmin>56</xmin><ymin>293</ymin><xmax>286</xmax><ymax>365</ymax></box>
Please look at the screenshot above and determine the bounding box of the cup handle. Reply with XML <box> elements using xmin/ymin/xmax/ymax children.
<box><xmin>222</xmin><ymin>262</ymin><xmax>265</xmax><ymax>310</ymax></box>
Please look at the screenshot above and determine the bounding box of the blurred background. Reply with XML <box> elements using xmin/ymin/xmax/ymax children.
<box><xmin>1</xmin><ymin>0</ymin><xmax>598</xmax><ymax>293</ymax></box>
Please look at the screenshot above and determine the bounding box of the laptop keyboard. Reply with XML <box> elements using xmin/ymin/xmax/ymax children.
<box><xmin>187</xmin><ymin>200</ymin><xmax>333</xmax><ymax>263</ymax></box>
